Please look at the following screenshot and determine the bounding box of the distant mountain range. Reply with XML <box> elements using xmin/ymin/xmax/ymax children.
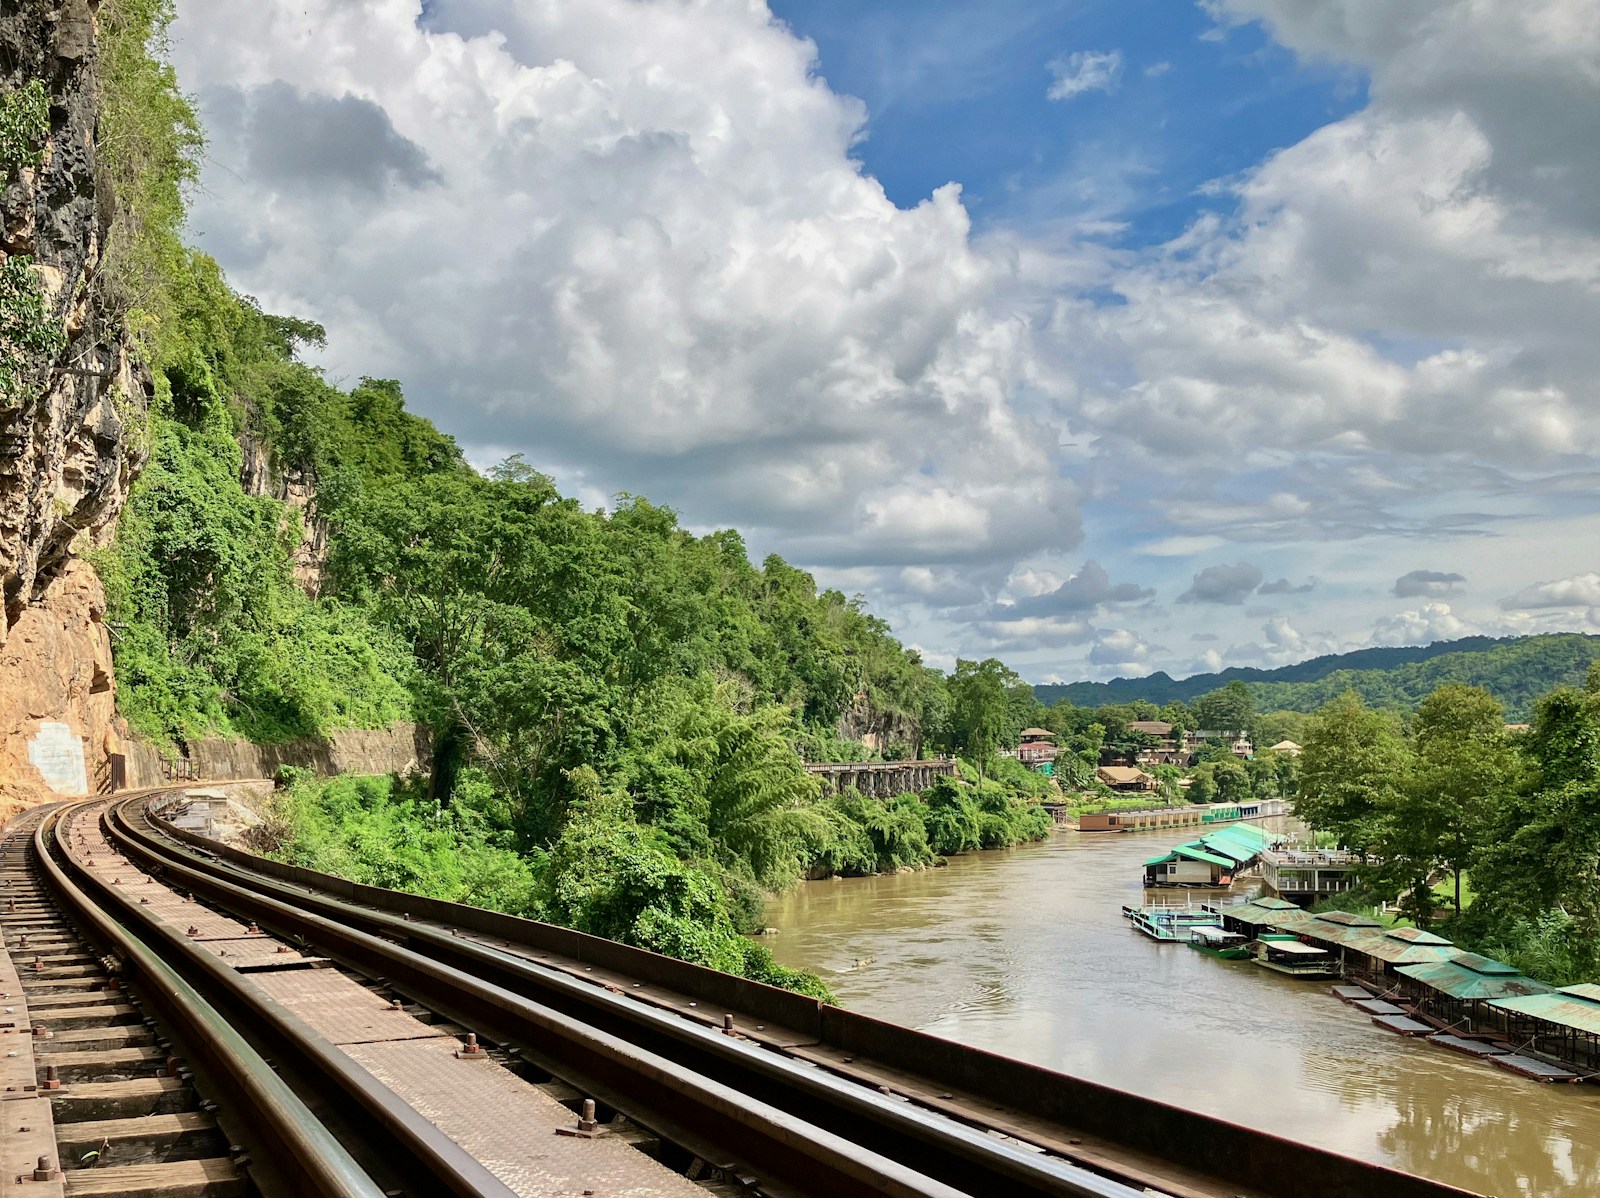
<box><xmin>1033</xmin><ymin>634</ymin><xmax>1600</xmax><ymax>719</ymax></box>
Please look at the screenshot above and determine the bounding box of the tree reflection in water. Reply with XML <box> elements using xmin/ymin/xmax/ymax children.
<box><xmin>1378</xmin><ymin>1082</ymin><xmax>1600</xmax><ymax>1196</ymax></box>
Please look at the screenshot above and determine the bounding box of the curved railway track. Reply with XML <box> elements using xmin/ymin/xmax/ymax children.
<box><xmin>0</xmin><ymin>787</ymin><xmax>1485</xmax><ymax>1198</ymax></box>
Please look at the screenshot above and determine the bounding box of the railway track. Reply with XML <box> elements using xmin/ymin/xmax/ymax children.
<box><xmin>0</xmin><ymin>788</ymin><xmax>1485</xmax><ymax>1198</ymax></box>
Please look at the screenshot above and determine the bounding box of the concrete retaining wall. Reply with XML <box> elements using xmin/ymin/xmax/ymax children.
<box><xmin>126</xmin><ymin>723</ymin><xmax>430</xmax><ymax>788</ymax></box>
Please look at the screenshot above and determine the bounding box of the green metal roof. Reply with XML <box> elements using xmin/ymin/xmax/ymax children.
<box><xmin>1489</xmin><ymin>988</ymin><xmax>1600</xmax><ymax>1036</ymax></box>
<box><xmin>1195</xmin><ymin>828</ymin><xmax>1270</xmax><ymax>864</ymax></box>
<box><xmin>1222</xmin><ymin>901</ymin><xmax>1311</xmax><ymax>929</ymax></box>
<box><xmin>1379</xmin><ymin>926</ymin><xmax>1454</xmax><ymax>946</ymax></box>
<box><xmin>1309</xmin><ymin>910</ymin><xmax>1383</xmax><ymax>928</ymax></box>
<box><xmin>1343</xmin><ymin>929</ymin><xmax>1461</xmax><ymax>965</ymax></box>
<box><xmin>1202</xmin><ymin>825</ymin><xmax>1271</xmax><ymax>853</ymax></box>
<box><xmin>1447</xmin><ymin>952</ymin><xmax>1522</xmax><ymax>975</ymax></box>
<box><xmin>1295</xmin><ymin>920</ymin><xmax>1380</xmax><ymax>950</ymax></box>
<box><xmin>1562</xmin><ymin>982</ymin><xmax>1600</xmax><ymax>1003</ymax></box>
<box><xmin>1395</xmin><ymin>956</ymin><xmax>1552</xmax><ymax>1000</ymax></box>
<box><xmin>1144</xmin><ymin>843</ymin><xmax>1233</xmax><ymax>868</ymax></box>
<box><xmin>1174</xmin><ymin>845</ymin><xmax>1234</xmax><ymax>867</ymax></box>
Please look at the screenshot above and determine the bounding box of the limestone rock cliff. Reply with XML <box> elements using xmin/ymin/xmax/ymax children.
<box><xmin>1</xmin><ymin>0</ymin><xmax>145</xmax><ymax>637</ymax></box>
<box><xmin>239</xmin><ymin>428</ymin><xmax>328</xmax><ymax>595</ymax></box>
<box><xmin>1</xmin><ymin>1</ymin><xmax>142</xmax><ymax>810</ymax></box>
<box><xmin>0</xmin><ymin>559</ymin><xmax>121</xmax><ymax>818</ymax></box>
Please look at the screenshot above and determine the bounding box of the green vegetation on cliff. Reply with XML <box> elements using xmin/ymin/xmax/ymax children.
<box><xmin>91</xmin><ymin>6</ymin><xmax>1052</xmax><ymax>998</ymax></box>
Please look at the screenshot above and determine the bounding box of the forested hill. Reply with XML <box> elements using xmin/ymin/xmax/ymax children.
<box><xmin>1034</xmin><ymin>634</ymin><xmax>1600</xmax><ymax>718</ymax></box>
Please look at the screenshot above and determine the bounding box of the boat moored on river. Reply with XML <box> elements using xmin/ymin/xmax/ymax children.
<box><xmin>1187</xmin><ymin>924</ymin><xmax>1251</xmax><ymax>959</ymax></box>
<box><xmin>1252</xmin><ymin>933</ymin><xmax>1340</xmax><ymax>978</ymax></box>
<box><xmin>1122</xmin><ymin>901</ymin><xmax>1223</xmax><ymax>942</ymax></box>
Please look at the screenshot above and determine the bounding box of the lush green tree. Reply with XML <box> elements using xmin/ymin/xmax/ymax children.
<box><xmin>1192</xmin><ymin>757</ymin><xmax>1249</xmax><ymax>804</ymax></box>
<box><xmin>1194</xmin><ymin>681</ymin><xmax>1256</xmax><ymax>738</ymax></box>
<box><xmin>1254</xmin><ymin>709</ymin><xmax>1309</xmax><ymax>749</ymax></box>
<box><xmin>1294</xmin><ymin>692</ymin><xmax>1411</xmax><ymax>853</ymax></box>
<box><xmin>947</xmin><ymin>659</ymin><xmax>1022</xmax><ymax>781</ymax></box>
<box><xmin>1158</xmin><ymin>701</ymin><xmax>1195</xmax><ymax>739</ymax></box>
<box><xmin>1405</xmin><ymin>685</ymin><xmax>1515</xmax><ymax>915</ymax></box>
<box><xmin>922</xmin><ymin>777</ymin><xmax>984</xmax><ymax>856</ymax></box>
<box><xmin>1470</xmin><ymin>678</ymin><xmax>1600</xmax><ymax>975</ymax></box>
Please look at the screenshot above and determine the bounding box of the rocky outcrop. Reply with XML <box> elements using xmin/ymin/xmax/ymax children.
<box><xmin>1</xmin><ymin>0</ymin><xmax>145</xmax><ymax>638</ymax></box>
<box><xmin>837</xmin><ymin>693</ymin><xmax>920</xmax><ymax>757</ymax></box>
<box><xmin>0</xmin><ymin>559</ymin><xmax>123</xmax><ymax>818</ymax></box>
<box><xmin>239</xmin><ymin>427</ymin><xmax>327</xmax><ymax>595</ymax></box>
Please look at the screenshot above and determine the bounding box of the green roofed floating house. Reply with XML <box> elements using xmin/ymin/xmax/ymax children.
<box><xmin>1394</xmin><ymin>952</ymin><xmax>1552</xmax><ymax>1032</ymax></box>
<box><xmin>1251</xmin><ymin>933</ymin><xmax>1339</xmax><ymax>978</ymax></box>
<box><xmin>1491</xmin><ymin>984</ymin><xmax>1600</xmax><ymax>1075</ymax></box>
<box><xmin>1142</xmin><ymin>824</ymin><xmax>1274</xmax><ymax>888</ymax></box>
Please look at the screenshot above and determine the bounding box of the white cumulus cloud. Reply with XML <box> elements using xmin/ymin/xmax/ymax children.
<box><xmin>1500</xmin><ymin>572</ymin><xmax>1600</xmax><ymax>610</ymax></box>
<box><xmin>171</xmin><ymin>0</ymin><xmax>1079</xmax><ymax>576</ymax></box>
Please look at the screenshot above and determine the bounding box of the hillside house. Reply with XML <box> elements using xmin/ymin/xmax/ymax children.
<box><xmin>1017</xmin><ymin>727</ymin><xmax>1059</xmax><ymax>772</ymax></box>
<box><xmin>1097</xmin><ymin>765</ymin><xmax>1156</xmax><ymax>792</ymax></box>
<box><xmin>1127</xmin><ymin>720</ymin><xmax>1193</xmax><ymax>767</ymax></box>
<box><xmin>1194</xmin><ymin>731</ymin><xmax>1253</xmax><ymax>758</ymax></box>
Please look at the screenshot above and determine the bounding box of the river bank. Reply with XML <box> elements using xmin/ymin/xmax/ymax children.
<box><xmin>764</xmin><ymin>823</ymin><xmax>1600</xmax><ymax>1197</ymax></box>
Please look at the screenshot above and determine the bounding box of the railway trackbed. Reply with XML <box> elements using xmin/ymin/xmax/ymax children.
<box><xmin>0</xmin><ymin>788</ymin><xmax>1484</xmax><ymax>1198</ymax></box>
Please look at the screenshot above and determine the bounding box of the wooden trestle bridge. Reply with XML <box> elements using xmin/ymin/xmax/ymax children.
<box><xmin>802</xmin><ymin>758</ymin><xmax>959</xmax><ymax>797</ymax></box>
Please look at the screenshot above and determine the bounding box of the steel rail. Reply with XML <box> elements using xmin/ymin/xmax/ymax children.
<box><xmin>31</xmin><ymin>803</ymin><xmax>386</xmax><ymax>1198</ymax></box>
<box><xmin>131</xmin><ymin>790</ymin><xmax>1486</xmax><ymax>1198</ymax></box>
<box><xmin>107</xmin><ymin>795</ymin><xmax>1150</xmax><ymax>1198</ymax></box>
<box><xmin>49</xmin><ymin>802</ymin><xmax>524</xmax><ymax>1198</ymax></box>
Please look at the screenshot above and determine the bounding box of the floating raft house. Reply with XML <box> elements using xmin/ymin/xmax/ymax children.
<box><xmin>1490</xmin><ymin>983</ymin><xmax>1600</xmax><ymax>1075</ymax></box>
<box><xmin>1395</xmin><ymin>952</ymin><xmax>1551</xmax><ymax>1003</ymax></box>
<box><xmin>1143</xmin><ymin>824</ymin><xmax>1272</xmax><ymax>887</ymax></box>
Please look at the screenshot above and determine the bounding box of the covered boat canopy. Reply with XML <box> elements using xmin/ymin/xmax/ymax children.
<box><xmin>1396</xmin><ymin>952</ymin><xmax>1552</xmax><ymax>1001</ymax></box>
<box><xmin>1345</xmin><ymin>926</ymin><xmax>1460</xmax><ymax>966</ymax></box>
<box><xmin>1490</xmin><ymin>985</ymin><xmax>1600</xmax><ymax>1035</ymax></box>
<box><xmin>1190</xmin><ymin>924</ymin><xmax>1245</xmax><ymax>944</ymax></box>
<box><xmin>1219</xmin><ymin>897</ymin><xmax>1305</xmax><ymax>929</ymax></box>
<box><xmin>1260</xmin><ymin>940</ymin><xmax>1328</xmax><ymax>956</ymax></box>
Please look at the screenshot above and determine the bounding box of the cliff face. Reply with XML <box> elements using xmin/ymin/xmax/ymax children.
<box><xmin>837</xmin><ymin>695</ymin><xmax>920</xmax><ymax>757</ymax></box>
<box><xmin>0</xmin><ymin>559</ymin><xmax>119</xmax><ymax>819</ymax></box>
<box><xmin>239</xmin><ymin>428</ymin><xmax>328</xmax><ymax>595</ymax></box>
<box><xmin>0</xmin><ymin>0</ymin><xmax>143</xmax><ymax>808</ymax></box>
<box><xmin>1</xmin><ymin>0</ymin><xmax>144</xmax><ymax>636</ymax></box>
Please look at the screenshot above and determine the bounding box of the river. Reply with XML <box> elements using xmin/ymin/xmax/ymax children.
<box><xmin>764</xmin><ymin>823</ymin><xmax>1600</xmax><ymax>1197</ymax></box>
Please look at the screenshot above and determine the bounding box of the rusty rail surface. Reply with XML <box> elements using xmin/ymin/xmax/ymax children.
<box><xmin>125</xmin><ymin>790</ymin><xmax>1484</xmax><ymax>1198</ymax></box>
<box><xmin>108</xmin><ymin>793</ymin><xmax>1143</xmax><ymax>1198</ymax></box>
<box><xmin>27</xmin><ymin>804</ymin><xmax>388</xmax><ymax>1198</ymax></box>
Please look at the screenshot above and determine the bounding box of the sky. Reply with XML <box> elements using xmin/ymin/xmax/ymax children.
<box><xmin>168</xmin><ymin>0</ymin><xmax>1600</xmax><ymax>684</ymax></box>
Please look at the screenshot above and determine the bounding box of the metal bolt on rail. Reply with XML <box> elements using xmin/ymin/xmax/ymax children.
<box><xmin>41</xmin><ymin>1066</ymin><xmax>59</xmax><ymax>1091</ymax></box>
<box><xmin>557</xmin><ymin>1099</ymin><xmax>607</xmax><ymax>1140</ymax></box>
<box><xmin>32</xmin><ymin>1156</ymin><xmax>59</xmax><ymax>1181</ymax></box>
<box><xmin>454</xmin><ymin>1032</ymin><xmax>487</xmax><ymax>1060</ymax></box>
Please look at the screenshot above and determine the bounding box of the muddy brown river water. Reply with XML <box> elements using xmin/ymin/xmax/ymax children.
<box><xmin>764</xmin><ymin>822</ymin><xmax>1600</xmax><ymax>1197</ymax></box>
